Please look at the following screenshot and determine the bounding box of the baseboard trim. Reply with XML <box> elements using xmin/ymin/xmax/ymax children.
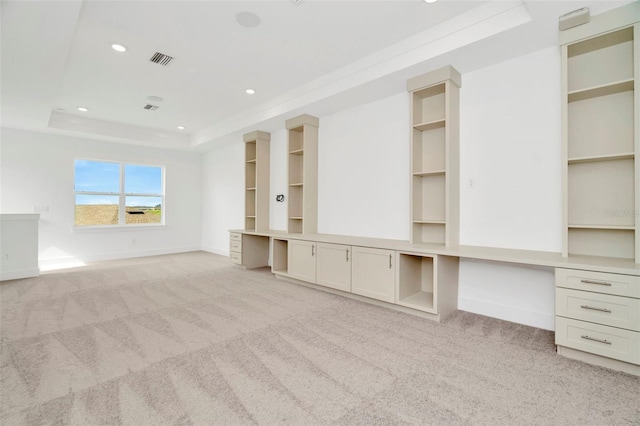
<box><xmin>0</xmin><ymin>267</ymin><xmax>40</xmax><ymax>281</ymax></box>
<box><xmin>557</xmin><ymin>345</ymin><xmax>640</xmax><ymax>376</ymax></box>
<box><xmin>201</xmin><ymin>246</ymin><xmax>229</xmax><ymax>257</ymax></box>
<box><xmin>40</xmin><ymin>246</ymin><xmax>202</xmax><ymax>270</ymax></box>
<box><xmin>458</xmin><ymin>297</ymin><xmax>555</xmax><ymax>331</ymax></box>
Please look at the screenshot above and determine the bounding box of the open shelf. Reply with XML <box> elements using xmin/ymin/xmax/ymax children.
<box><xmin>568</xmin><ymin>90</ymin><xmax>633</xmax><ymax>159</ymax></box>
<box><xmin>568</xmin><ymin>159</ymin><xmax>635</xmax><ymax>228</ymax></box>
<box><xmin>272</xmin><ymin>239</ymin><xmax>289</xmax><ymax>274</ymax></box>
<box><xmin>563</xmin><ymin>23</ymin><xmax>637</xmax><ymax>262</ymax></box>
<box><xmin>413</xmin><ymin>119</ymin><xmax>446</xmax><ymax>132</ymax></box>
<box><xmin>288</xmin><ymin>219</ymin><xmax>303</xmax><ymax>234</ymax></box>
<box><xmin>242</xmin><ymin>131</ymin><xmax>270</xmax><ymax>232</ymax></box>
<box><xmin>413</xmin><ymin>170</ymin><xmax>446</xmax><ymax>177</ymax></box>
<box><xmin>568</xmin><ymin>224</ymin><xmax>635</xmax><ymax>230</ymax></box>
<box><xmin>568</xmin><ymin>152</ymin><xmax>634</xmax><ymax>164</ymax></box>
<box><xmin>397</xmin><ymin>254</ymin><xmax>436</xmax><ymax>313</ymax></box>
<box><xmin>413</xmin><ymin>174</ymin><xmax>446</xmax><ymax>223</ymax></box>
<box><xmin>412</xmin><ymin>223</ymin><xmax>445</xmax><ymax>245</ymax></box>
<box><xmin>412</xmin><ymin>83</ymin><xmax>446</xmax><ymax>124</ymax></box>
<box><xmin>568</xmin><ymin>228</ymin><xmax>635</xmax><ymax>260</ymax></box>
<box><xmin>408</xmin><ymin>66</ymin><xmax>459</xmax><ymax>246</ymax></box>
<box><xmin>568</xmin><ymin>27</ymin><xmax>633</xmax><ymax>93</ymax></box>
<box><xmin>286</xmin><ymin>114</ymin><xmax>319</xmax><ymax>235</ymax></box>
<box><xmin>568</xmin><ymin>78</ymin><xmax>634</xmax><ymax>102</ymax></box>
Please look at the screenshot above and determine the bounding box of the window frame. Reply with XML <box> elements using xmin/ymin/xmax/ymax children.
<box><xmin>73</xmin><ymin>158</ymin><xmax>166</xmax><ymax>229</ymax></box>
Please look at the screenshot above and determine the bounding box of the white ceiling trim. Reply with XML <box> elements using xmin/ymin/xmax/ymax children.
<box><xmin>190</xmin><ymin>1</ymin><xmax>532</xmax><ymax>148</ymax></box>
<box><xmin>49</xmin><ymin>111</ymin><xmax>190</xmax><ymax>148</ymax></box>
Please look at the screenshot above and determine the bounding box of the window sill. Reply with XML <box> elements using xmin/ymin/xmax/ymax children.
<box><xmin>72</xmin><ymin>224</ymin><xmax>166</xmax><ymax>233</ymax></box>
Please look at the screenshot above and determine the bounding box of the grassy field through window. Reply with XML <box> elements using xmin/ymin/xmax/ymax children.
<box><xmin>75</xmin><ymin>205</ymin><xmax>162</xmax><ymax>226</ymax></box>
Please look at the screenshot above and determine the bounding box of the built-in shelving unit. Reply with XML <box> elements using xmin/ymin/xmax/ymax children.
<box><xmin>286</xmin><ymin>114</ymin><xmax>319</xmax><ymax>234</ymax></box>
<box><xmin>407</xmin><ymin>66</ymin><xmax>461</xmax><ymax>246</ymax></box>
<box><xmin>244</xmin><ymin>131</ymin><xmax>270</xmax><ymax>232</ymax></box>
<box><xmin>562</xmin><ymin>19</ymin><xmax>639</xmax><ymax>262</ymax></box>
<box><xmin>396</xmin><ymin>253</ymin><xmax>458</xmax><ymax>320</ymax></box>
<box><xmin>272</xmin><ymin>239</ymin><xmax>289</xmax><ymax>275</ymax></box>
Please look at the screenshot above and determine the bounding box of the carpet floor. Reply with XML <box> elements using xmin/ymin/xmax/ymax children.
<box><xmin>0</xmin><ymin>251</ymin><xmax>638</xmax><ymax>425</ymax></box>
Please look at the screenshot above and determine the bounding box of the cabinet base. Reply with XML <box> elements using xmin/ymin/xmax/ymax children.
<box><xmin>274</xmin><ymin>274</ymin><xmax>448</xmax><ymax>322</ymax></box>
<box><xmin>557</xmin><ymin>345</ymin><xmax>640</xmax><ymax>376</ymax></box>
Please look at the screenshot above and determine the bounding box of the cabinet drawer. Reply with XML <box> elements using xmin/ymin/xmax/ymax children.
<box><xmin>230</xmin><ymin>240</ymin><xmax>242</xmax><ymax>253</ymax></box>
<box><xmin>230</xmin><ymin>252</ymin><xmax>242</xmax><ymax>265</ymax></box>
<box><xmin>230</xmin><ymin>232</ymin><xmax>242</xmax><ymax>242</ymax></box>
<box><xmin>555</xmin><ymin>317</ymin><xmax>640</xmax><ymax>365</ymax></box>
<box><xmin>555</xmin><ymin>268</ymin><xmax>640</xmax><ymax>298</ymax></box>
<box><xmin>556</xmin><ymin>288</ymin><xmax>640</xmax><ymax>331</ymax></box>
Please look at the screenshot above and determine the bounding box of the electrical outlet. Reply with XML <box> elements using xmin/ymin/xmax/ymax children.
<box><xmin>3</xmin><ymin>254</ymin><xmax>10</xmax><ymax>261</ymax></box>
<box><xmin>467</xmin><ymin>178</ymin><xmax>475</xmax><ymax>189</ymax></box>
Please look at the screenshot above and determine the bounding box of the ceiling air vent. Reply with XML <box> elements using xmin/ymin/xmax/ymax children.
<box><xmin>149</xmin><ymin>52</ymin><xmax>174</xmax><ymax>66</ymax></box>
<box><xmin>143</xmin><ymin>104</ymin><xmax>159</xmax><ymax>111</ymax></box>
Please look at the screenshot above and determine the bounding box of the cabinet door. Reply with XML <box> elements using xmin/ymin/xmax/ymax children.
<box><xmin>316</xmin><ymin>243</ymin><xmax>351</xmax><ymax>292</ymax></box>
<box><xmin>288</xmin><ymin>240</ymin><xmax>316</xmax><ymax>283</ymax></box>
<box><xmin>351</xmin><ymin>247</ymin><xmax>395</xmax><ymax>303</ymax></box>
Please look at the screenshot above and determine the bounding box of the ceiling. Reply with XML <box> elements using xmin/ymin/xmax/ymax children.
<box><xmin>0</xmin><ymin>0</ymin><xmax>631</xmax><ymax>152</ymax></box>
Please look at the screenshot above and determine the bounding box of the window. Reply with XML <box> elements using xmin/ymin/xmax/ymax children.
<box><xmin>74</xmin><ymin>159</ymin><xmax>164</xmax><ymax>227</ymax></box>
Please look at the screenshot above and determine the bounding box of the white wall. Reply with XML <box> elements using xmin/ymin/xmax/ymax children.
<box><xmin>318</xmin><ymin>93</ymin><xmax>410</xmax><ymax>240</ymax></box>
<box><xmin>269</xmin><ymin>129</ymin><xmax>288</xmax><ymax>231</ymax></box>
<box><xmin>457</xmin><ymin>46</ymin><xmax>561</xmax><ymax>330</ymax></box>
<box><xmin>0</xmin><ymin>128</ymin><xmax>203</xmax><ymax>267</ymax></box>
<box><xmin>201</xmin><ymin>46</ymin><xmax>563</xmax><ymax>330</ymax></box>
<box><xmin>201</xmin><ymin>140</ymin><xmax>244</xmax><ymax>255</ymax></box>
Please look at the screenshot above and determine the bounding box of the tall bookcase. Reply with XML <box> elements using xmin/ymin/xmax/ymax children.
<box><xmin>561</xmin><ymin>3</ymin><xmax>639</xmax><ymax>262</ymax></box>
<box><xmin>244</xmin><ymin>130</ymin><xmax>270</xmax><ymax>232</ymax></box>
<box><xmin>407</xmin><ymin>66</ymin><xmax>461</xmax><ymax>246</ymax></box>
<box><xmin>286</xmin><ymin>114</ymin><xmax>319</xmax><ymax>234</ymax></box>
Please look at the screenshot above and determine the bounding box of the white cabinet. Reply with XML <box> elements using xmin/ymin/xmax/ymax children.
<box><xmin>555</xmin><ymin>267</ymin><xmax>640</xmax><ymax>373</ymax></box>
<box><xmin>229</xmin><ymin>232</ymin><xmax>269</xmax><ymax>269</ymax></box>
<box><xmin>288</xmin><ymin>239</ymin><xmax>316</xmax><ymax>283</ymax></box>
<box><xmin>0</xmin><ymin>214</ymin><xmax>40</xmax><ymax>281</ymax></box>
<box><xmin>351</xmin><ymin>246</ymin><xmax>395</xmax><ymax>303</ymax></box>
<box><xmin>316</xmin><ymin>243</ymin><xmax>351</xmax><ymax>292</ymax></box>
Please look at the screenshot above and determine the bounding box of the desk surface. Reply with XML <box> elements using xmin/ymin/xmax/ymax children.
<box><xmin>231</xmin><ymin>229</ymin><xmax>640</xmax><ymax>276</ymax></box>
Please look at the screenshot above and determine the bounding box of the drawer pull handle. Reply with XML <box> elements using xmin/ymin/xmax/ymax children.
<box><xmin>580</xmin><ymin>305</ymin><xmax>612</xmax><ymax>313</ymax></box>
<box><xmin>346</xmin><ymin>249</ymin><xmax>349</xmax><ymax>262</ymax></box>
<box><xmin>581</xmin><ymin>335</ymin><xmax>612</xmax><ymax>345</ymax></box>
<box><xmin>580</xmin><ymin>279</ymin><xmax>612</xmax><ymax>287</ymax></box>
<box><xmin>389</xmin><ymin>254</ymin><xmax>392</xmax><ymax>269</ymax></box>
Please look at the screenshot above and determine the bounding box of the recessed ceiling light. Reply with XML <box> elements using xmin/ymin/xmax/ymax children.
<box><xmin>111</xmin><ymin>43</ymin><xmax>127</xmax><ymax>52</ymax></box>
<box><xmin>177</xmin><ymin>126</ymin><xmax>185</xmax><ymax>130</ymax></box>
<box><xmin>424</xmin><ymin>0</ymin><xmax>438</xmax><ymax>3</ymax></box>
<box><xmin>245</xmin><ymin>88</ymin><xmax>256</xmax><ymax>94</ymax></box>
<box><xmin>147</xmin><ymin>95</ymin><xmax>164</xmax><ymax>102</ymax></box>
<box><xmin>77</xmin><ymin>107</ymin><xmax>89</xmax><ymax>112</ymax></box>
<box><xmin>236</xmin><ymin>11</ymin><xmax>261</xmax><ymax>28</ymax></box>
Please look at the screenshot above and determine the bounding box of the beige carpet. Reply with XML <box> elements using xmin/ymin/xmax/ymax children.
<box><xmin>1</xmin><ymin>251</ymin><xmax>638</xmax><ymax>425</ymax></box>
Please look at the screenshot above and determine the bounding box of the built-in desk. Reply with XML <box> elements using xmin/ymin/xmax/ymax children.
<box><xmin>229</xmin><ymin>229</ymin><xmax>640</xmax><ymax>375</ymax></box>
